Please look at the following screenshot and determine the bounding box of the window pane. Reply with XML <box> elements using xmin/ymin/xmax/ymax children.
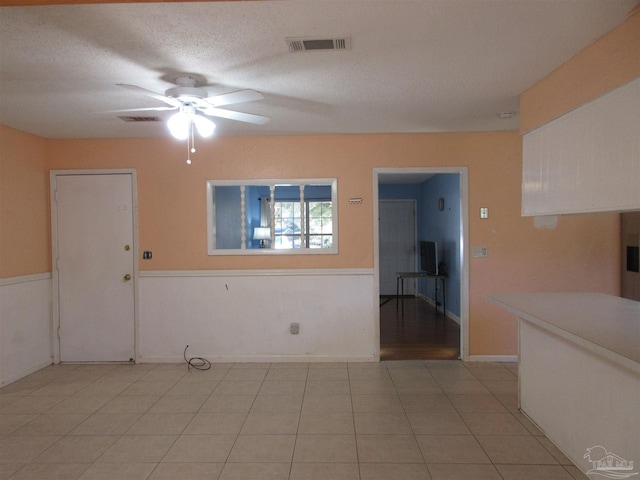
<box><xmin>322</xmin><ymin>203</ymin><xmax>332</xmax><ymax>218</ymax></box>
<box><xmin>308</xmin><ymin>202</ymin><xmax>332</xmax><ymax>239</ymax></box>
<box><xmin>309</xmin><ymin>217</ymin><xmax>322</xmax><ymax>234</ymax></box>
<box><xmin>274</xmin><ymin>199</ymin><xmax>332</xmax><ymax>249</ymax></box>
<box><xmin>274</xmin><ymin>200</ymin><xmax>301</xmax><ymax>249</ymax></box>
<box><xmin>309</xmin><ymin>235</ymin><xmax>322</xmax><ymax>248</ymax></box>
<box><xmin>308</xmin><ymin>201</ymin><xmax>332</xmax><ymax>248</ymax></box>
<box><xmin>275</xmin><ymin>235</ymin><xmax>301</xmax><ymax>249</ymax></box>
<box><xmin>309</xmin><ymin>235</ymin><xmax>333</xmax><ymax>249</ymax></box>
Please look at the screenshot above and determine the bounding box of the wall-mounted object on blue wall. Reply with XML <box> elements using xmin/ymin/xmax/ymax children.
<box><xmin>438</xmin><ymin>197</ymin><xmax>445</xmax><ymax>211</ymax></box>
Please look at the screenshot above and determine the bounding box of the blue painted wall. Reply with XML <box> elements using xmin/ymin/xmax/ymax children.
<box><xmin>380</xmin><ymin>175</ymin><xmax>461</xmax><ymax>318</ymax></box>
<box><xmin>215</xmin><ymin>186</ymin><xmax>242</xmax><ymax>249</ymax></box>
<box><xmin>419</xmin><ymin>174</ymin><xmax>460</xmax><ymax>318</ymax></box>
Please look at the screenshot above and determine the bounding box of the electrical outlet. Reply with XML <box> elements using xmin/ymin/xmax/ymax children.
<box><xmin>480</xmin><ymin>207</ymin><xmax>489</xmax><ymax>219</ymax></box>
<box><xmin>290</xmin><ymin>323</ymin><xmax>300</xmax><ymax>335</ymax></box>
<box><xmin>472</xmin><ymin>246</ymin><xmax>488</xmax><ymax>258</ymax></box>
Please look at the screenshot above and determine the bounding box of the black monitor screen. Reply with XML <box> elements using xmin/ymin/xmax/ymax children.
<box><xmin>420</xmin><ymin>241</ymin><xmax>438</xmax><ymax>275</ymax></box>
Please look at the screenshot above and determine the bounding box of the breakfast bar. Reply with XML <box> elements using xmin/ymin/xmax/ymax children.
<box><xmin>489</xmin><ymin>293</ymin><xmax>639</xmax><ymax>475</ymax></box>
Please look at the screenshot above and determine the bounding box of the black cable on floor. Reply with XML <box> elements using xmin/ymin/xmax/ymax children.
<box><xmin>183</xmin><ymin>345</ymin><xmax>211</xmax><ymax>371</ymax></box>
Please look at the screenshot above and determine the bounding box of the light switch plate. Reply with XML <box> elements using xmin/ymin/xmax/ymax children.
<box><xmin>480</xmin><ymin>208</ymin><xmax>489</xmax><ymax>219</ymax></box>
<box><xmin>472</xmin><ymin>246</ymin><xmax>488</xmax><ymax>258</ymax></box>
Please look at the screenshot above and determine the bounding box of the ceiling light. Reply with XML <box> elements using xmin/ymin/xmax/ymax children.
<box><xmin>498</xmin><ymin>111</ymin><xmax>517</xmax><ymax>120</ymax></box>
<box><xmin>193</xmin><ymin>114</ymin><xmax>215</xmax><ymax>138</ymax></box>
<box><xmin>167</xmin><ymin>104</ymin><xmax>216</xmax><ymax>139</ymax></box>
<box><xmin>167</xmin><ymin>104</ymin><xmax>216</xmax><ymax>165</ymax></box>
<box><xmin>167</xmin><ymin>110</ymin><xmax>192</xmax><ymax>140</ymax></box>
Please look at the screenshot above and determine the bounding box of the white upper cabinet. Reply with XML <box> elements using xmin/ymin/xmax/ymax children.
<box><xmin>522</xmin><ymin>77</ymin><xmax>640</xmax><ymax>216</ymax></box>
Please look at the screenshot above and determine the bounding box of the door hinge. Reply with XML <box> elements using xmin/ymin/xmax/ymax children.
<box><xmin>54</xmin><ymin>189</ymin><xmax>58</xmax><ymax>202</ymax></box>
<box><xmin>57</xmin><ymin>326</ymin><xmax>61</xmax><ymax>339</ymax></box>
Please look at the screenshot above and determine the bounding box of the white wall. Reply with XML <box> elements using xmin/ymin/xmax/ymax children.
<box><xmin>138</xmin><ymin>269</ymin><xmax>378</xmax><ymax>363</ymax></box>
<box><xmin>0</xmin><ymin>274</ymin><xmax>52</xmax><ymax>386</ymax></box>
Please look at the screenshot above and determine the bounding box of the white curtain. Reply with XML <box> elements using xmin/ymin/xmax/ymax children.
<box><xmin>259</xmin><ymin>197</ymin><xmax>272</xmax><ymax>248</ymax></box>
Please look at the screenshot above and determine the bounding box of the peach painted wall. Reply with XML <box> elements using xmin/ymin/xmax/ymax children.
<box><xmin>0</xmin><ymin>126</ymin><xmax>51</xmax><ymax>278</ymax></box>
<box><xmin>520</xmin><ymin>11</ymin><xmax>640</xmax><ymax>134</ymax></box>
<box><xmin>42</xmin><ymin>131</ymin><xmax>620</xmax><ymax>355</ymax></box>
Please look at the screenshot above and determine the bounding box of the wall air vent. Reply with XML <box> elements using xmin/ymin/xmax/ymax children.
<box><xmin>286</xmin><ymin>36</ymin><xmax>351</xmax><ymax>52</ymax></box>
<box><xmin>118</xmin><ymin>116</ymin><xmax>161</xmax><ymax>122</ymax></box>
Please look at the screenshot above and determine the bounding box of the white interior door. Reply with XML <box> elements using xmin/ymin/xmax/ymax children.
<box><xmin>379</xmin><ymin>200</ymin><xmax>416</xmax><ymax>295</ymax></box>
<box><xmin>54</xmin><ymin>173</ymin><xmax>135</xmax><ymax>362</ymax></box>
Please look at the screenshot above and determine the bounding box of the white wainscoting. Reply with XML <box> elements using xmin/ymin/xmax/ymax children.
<box><xmin>139</xmin><ymin>269</ymin><xmax>377</xmax><ymax>363</ymax></box>
<box><xmin>0</xmin><ymin>273</ymin><xmax>52</xmax><ymax>386</ymax></box>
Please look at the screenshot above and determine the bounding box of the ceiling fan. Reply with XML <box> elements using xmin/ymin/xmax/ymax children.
<box><xmin>109</xmin><ymin>75</ymin><xmax>270</xmax><ymax>163</ymax></box>
<box><xmin>111</xmin><ymin>75</ymin><xmax>270</xmax><ymax>137</ymax></box>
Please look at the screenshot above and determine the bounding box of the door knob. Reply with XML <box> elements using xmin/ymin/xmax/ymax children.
<box><xmin>123</xmin><ymin>274</ymin><xmax>132</xmax><ymax>281</ymax></box>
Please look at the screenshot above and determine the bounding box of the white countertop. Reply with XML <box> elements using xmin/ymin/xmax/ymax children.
<box><xmin>489</xmin><ymin>293</ymin><xmax>640</xmax><ymax>372</ymax></box>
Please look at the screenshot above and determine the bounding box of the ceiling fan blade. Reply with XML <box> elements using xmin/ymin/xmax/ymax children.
<box><xmin>116</xmin><ymin>83</ymin><xmax>182</xmax><ymax>107</ymax></box>
<box><xmin>98</xmin><ymin>106</ymin><xmax>178</xmax><ymax>113</ymax></box>
<box><xmin>201</xmin><ymin>107</ymin><xmax>271</xmax><ymax>125</ymax></box>
<box><xmin>205</xmin><ymin>89</ymin><xmax>264</xmax><ymax>107</ymax></box>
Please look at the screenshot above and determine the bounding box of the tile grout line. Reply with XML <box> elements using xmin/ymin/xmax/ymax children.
<box><xmin>141</xmin><ymin>362</ymin><xmax>202</xmax><ymax>480</ymax></box>
<box><xmin>288</xmin><ymin>363</ymin><xmax>309</xmax><ymax>480</ymax></box>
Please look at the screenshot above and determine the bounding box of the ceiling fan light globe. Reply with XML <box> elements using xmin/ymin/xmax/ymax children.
<box><xmin>167</xmin><ymin>111</ymin><xmax>191</xmax><ymax>140</ymax></box>
<box><xmin>193</xmin><ymin>115</ymin><xmax>216</xmax><ymax>137</ymax></box>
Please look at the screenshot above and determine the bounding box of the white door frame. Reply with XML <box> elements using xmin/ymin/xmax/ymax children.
<box><xmin>373</xmin><ymin>167</ymin><xmax>470</xmax><ymax>361</ymax></box>
<box><xmin>50</xmin><ymin>169</ymin><xmax>139</xmax><ymax>364</ymax></box>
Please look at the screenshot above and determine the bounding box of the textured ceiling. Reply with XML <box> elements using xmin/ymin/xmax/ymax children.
<box><xmin>0</xmin><ymin>0</ymin><xmax>637</xmax><ymax>139</ymax></box>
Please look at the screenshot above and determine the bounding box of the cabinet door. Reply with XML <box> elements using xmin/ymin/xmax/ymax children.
<box><xmin>522</xmin><ymin>78</ymin><xmax>640</xmax><ymax>216</ymax></box>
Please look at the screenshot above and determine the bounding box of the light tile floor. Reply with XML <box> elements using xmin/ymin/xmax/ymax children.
<box><xmin>0</xmin><ymin>361</ymin><xmax>589</xmax><ymax>479</ymax></box>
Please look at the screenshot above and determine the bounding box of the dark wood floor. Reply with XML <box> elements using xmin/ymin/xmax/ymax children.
<box><xmin>380</xmin><ymin>295</ymin><xmax>460</xmax><ymax>361</ymax></box>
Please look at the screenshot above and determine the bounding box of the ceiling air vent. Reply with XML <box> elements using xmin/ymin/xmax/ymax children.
<box><xmin>286</xmin><ymin>36</ymin><xmax>351</xmax><ymax>52</ymax></box>
<box><xmin>118</xmin><ymin>116</ymin><xmax>161</xmax><ymax>122</ymax></box>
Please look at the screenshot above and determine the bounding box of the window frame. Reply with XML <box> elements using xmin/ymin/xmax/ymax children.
<box><xmin>206</xmin><ymin>178</ymin><xmax>338</xmax><ymax>256</ymax></box>
<box><xmin>273</xmin><ymin>199</ymin><xmax>334</xmax><ymax>250</ymax></box>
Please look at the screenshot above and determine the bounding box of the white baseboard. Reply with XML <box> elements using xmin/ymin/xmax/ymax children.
<box><xmin>467</xmin><ymin>355</ymin><xmax>518</xmax><ymax>363</ymax></box>
<box><xmin>417</xmin><ymin>293</ymin><xmax>460</xmax><ymax>324</ymax></box>
<box><xmin>139</xmin><ymin>354</ymin><xmax>378</xmax><ymax>364</ymax></box>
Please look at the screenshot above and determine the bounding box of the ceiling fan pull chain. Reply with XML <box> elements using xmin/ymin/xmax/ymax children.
<box><xmin>191</xmin><ymin>122</ymin><xmax>196</xmax><ymax>154</ymax></box>
<box><xmin>186</xmin><ymin>119</ymin><xmax>196</xmax><ymax>165</ymax></box>
<box><xmin>186</xmin><ymin>124</ymin><xmax>192</xmax><ymax>165</ymax></box>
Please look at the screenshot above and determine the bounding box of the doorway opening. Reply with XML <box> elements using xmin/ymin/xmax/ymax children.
<box><xmin>374</xmin><ymin>168</ymin><xmax>469</xmax><ymax>361</ymax></box>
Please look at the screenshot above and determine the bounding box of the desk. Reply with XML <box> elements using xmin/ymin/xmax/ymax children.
<box><xmin>396</xmin><ymin>272</ymin><xmax>446</xmax><ymax>315</ymax></box>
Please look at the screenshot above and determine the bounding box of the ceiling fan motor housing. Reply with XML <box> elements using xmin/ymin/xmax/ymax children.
<box><xmin>165</xmin><ymin>75</ymin><xmax>207</xmax><ymax>100</ymax></box>
<box><xmin>165</xmin><ymin>86</ymin><xmax>207</xmax><ymax>101</ymax></box>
